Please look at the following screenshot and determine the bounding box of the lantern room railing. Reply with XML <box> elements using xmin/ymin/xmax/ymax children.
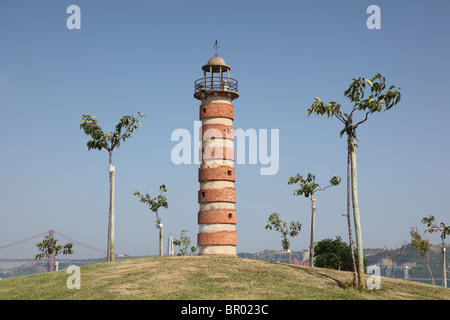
<box><xmin>194</xmin><ymin>77</ymin><xmax>238</xmax><ymax>93</ymax></box>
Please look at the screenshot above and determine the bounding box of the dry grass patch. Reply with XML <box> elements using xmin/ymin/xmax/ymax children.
<box><xmin>0</xmin><ymin>256</ymin><xmax>449</xmax><ymax>300</ymax></box>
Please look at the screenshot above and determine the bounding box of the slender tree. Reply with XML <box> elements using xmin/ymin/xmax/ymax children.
<box><xmin>265</xmin><ymin>213</ymin><xmax>301</xmax><ymax>264</ymax></box>
<box><xmin>345</xmin><ymin>150</ymin><xmax>358</xmax><ymax>287</ymax></box>
<box><xmin>287</xmin><ymin>173</ymin><xmax>340</xmax><ymax>267</ymax></box>
<box><xmin>410</xmin><ymin>226</ymin><xmax>434</xmax><ymax>285</ymax></box>
<box><xmin>173</xmin><ymin>230</ymin><xmax>198</xmax><ymax>256</ymax></box>
<box><xmin>133</xmin><ymin>184</ymin><xmax>168</xmax><ymax>257</ymax></box>
<box><xmin>384</xmin><ymin>242</ymin><xmax>407</xmax><ymax>278</ymax></box>
<box><xmin>422</xmin><ymin>215</ymin><xmax>450</xmax><ymax>287</ymax></box>
<box><xmin>80</xmin><ymin>112</ymin><xmax>145</xmax><ymax>262</ymax></box>
<box><xmin>307</xmin><ymin>74</ymin><xmax>401</xmax><ymax>286</ymax></box>
<box><xmin>35</xmin><ymin>235</ymin><xmax>74</xmax><ymax>271</ymax></box>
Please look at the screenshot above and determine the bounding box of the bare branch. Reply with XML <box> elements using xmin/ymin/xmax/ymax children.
<box><xmin>317</xmin><ymin>184</ymin><xmax>332</xmax><ymax>192</ymax></box>
<box><xmin>332</xmin><ymin>110</ymin><xmax>346</xmax><ymax>124</ymax></box>
<box><xmin>355</xmin><ymin>111</ymin><xmax>371</xmax><ymax>127</ymax></box>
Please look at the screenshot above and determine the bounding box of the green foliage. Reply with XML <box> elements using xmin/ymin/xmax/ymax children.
<box><xmin>410</xmin><ymin>226</ymin><xmax>435</xmax><ymax>283</ymax></box>
<box><xmin>287</xmin><ymin>173</ymin><xmax>341</xmax><ymax>198</ymax></box>
<box><xmin>133</xmin><ymin>184</ymin><xmax>168</xmax><ymax>228</ymax></box>
<box><xmin>265</xmin><ymin>213</ymin><xmax>301</xmax><ymax>252</ymax></box>
<box><xmin>287</xmin><ymin>173</ymin><xmax>318</xmax><ymax>198</ymax></box>
<box><xmin>173</xmin><ymin>230</ymin><xmax>197</xmax><ymax>256</ymax></box>
<box><xmin>34</xmin><ymin>235</ymin><xmax>74</xmax><ymax>261</ymax></box>
<box><xmin>314</xmin><ymin>237</ymin><xmax>359</xmax><ymax>271</ymax></box>
<box><xmin>307</xmin><ymin>73</ymin><xmax>401</xmax><ymax>139</ymax></box>
<box><xmin>421</xmin><ymin>215</ymin><xmax>450</xmax><ymax>243</ymax></box>
<box><xmin>79</xmin><ymin>112</ymin><xmax>145</xmax><ymax>152</ymax></box>
<box><xmin>410</xmin><ymin>227</ymin><xmax>432</xmax><ymax>261</ymax></box>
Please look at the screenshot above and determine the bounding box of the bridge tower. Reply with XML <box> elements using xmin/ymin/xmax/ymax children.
<box><xmin>194</xmin><ymin>54</ymin><xmax>239</xmax><ymax>256</ymax></box>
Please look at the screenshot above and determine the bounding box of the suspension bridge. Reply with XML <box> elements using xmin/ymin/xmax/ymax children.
<box><xmin>0</xmin><ymin>230</ymin><xmax>124</xmax><ymax>272</ymax></box>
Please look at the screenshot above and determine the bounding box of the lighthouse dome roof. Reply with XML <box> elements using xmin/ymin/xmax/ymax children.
<box><xmin>207</xmin><ymin>56</ymin><xmax>226</xmax><ymax>66</ymax></box>
<box><xmin>202</xmin><ymin>56</ymin><xmax>230</xmax><ymax>72</ymax></box>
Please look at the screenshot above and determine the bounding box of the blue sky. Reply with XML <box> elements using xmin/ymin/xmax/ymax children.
<box><xmin>1</xmin><ymin>0</ymin><xmax>449</xmax><ymax>257</ymax></box>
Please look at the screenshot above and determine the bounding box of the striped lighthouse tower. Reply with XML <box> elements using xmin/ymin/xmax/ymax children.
<box><xmin>194</xmin><ymin>54</ymin><xmax>239</xmax><ymax>256</ymax></box>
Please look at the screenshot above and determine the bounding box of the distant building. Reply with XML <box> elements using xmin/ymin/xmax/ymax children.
<box><xmin>387</xmin><ymin>266</ymin><xmax>410</xmax><ymax>279</ymax></box>
<box><xmin>301</xmin><ymin>250</ymin><xmax>310</xmax><ymax>262</ymax></box>
<box><xmin>374</xmin><ymin>265</ymin><xmax>410</xmax><ymax>279</ymax></box>
<box><xmin>168</xmin><ymin>234</ymin><xmax>174</xmax><ymax>256</ymax></box>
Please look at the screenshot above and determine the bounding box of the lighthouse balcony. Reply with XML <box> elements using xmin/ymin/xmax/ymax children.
<box><xmin>194</xmin><ymin>77</ymin><xmax>238</xmax><ymax>93</ymax></box>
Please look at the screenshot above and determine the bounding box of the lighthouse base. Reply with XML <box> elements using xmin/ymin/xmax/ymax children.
<box><xmin>199</xmin><ymin>245</ymin><xmax>236</xmax><ymax>256</ymax></box>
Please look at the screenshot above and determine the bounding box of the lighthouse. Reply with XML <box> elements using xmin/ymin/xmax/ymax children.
<box><xmin>194</xmin><ymin>54</ymin><xmax>239</xmax><ymax>256</ymax></box>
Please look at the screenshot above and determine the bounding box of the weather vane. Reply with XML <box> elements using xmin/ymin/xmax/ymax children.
<box><xmin>213</xmin><ymin>40</ymin><xmax>220</xmax><ymax>56</ymax></box>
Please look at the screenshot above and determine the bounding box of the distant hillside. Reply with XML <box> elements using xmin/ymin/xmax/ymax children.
<box><xmin>364</xmin><ymin>244</ymin><xmax>449</xmax><ymax>280</ymax></box>
<box><xmin>239</xmin><ymin>244</ymin><xmax>449</xmax><ymax>282</ymax></box>
<box><xmin>238</xmin><ymin>249</ymin><xmax>309</xmax><ymax>264</ymax></box>
<box><xmin>0</xmin><ymin>264</ymin><xmax>47</xmax><ymax>280</ymax></box>
<box><xmin>0</xmin><ymin>262</ymin><xmax>92</xmax><ymax>279</ymax></box>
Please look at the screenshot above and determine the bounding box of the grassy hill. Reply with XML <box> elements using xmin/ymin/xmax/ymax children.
<box><xmin>0</xmin><ymin>256</ymin><xmax>449</xmax><ymax>300</ymax></box>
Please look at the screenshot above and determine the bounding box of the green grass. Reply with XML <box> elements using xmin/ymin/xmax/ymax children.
<box><xmin>0</xmin><ymin>256</ymin><xmax>449</xmax><ymax>300</ymax></box>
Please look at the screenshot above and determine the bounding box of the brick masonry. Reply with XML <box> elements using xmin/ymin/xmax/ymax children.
<box><xmin>199</xmin><ymin>102</ymin><xmax>234</xmax><ymax>120</ymax></box>
<box><xmin>198</xmin><ymin>209</ymin><xmax>237</xmax><ymax>224</ymax></box>
<box><xmin>195</xmin><ymin>64</ymin><xmax>239</xmax><ymax>255</ymax></box>
<box><xmin>199</xmin><ymin>167</ymin><xmax>235</xmax><ymax>182</ymax></box>
<box><xmin>198</xmin><ymin>187</ymin><xmax>236</xmax><ymax>203</ymax></box>
<box><xmin>198</xmin><ymin>231</ymin><xmax>237</xmax><ymax>246</ymax></box>
<box><xmin>202</xmin><ymin>147</ymin><xmax>235</xmax><ymax>161</ymax></box>
<box><xmin>202</xmin><ymin>123</ymin><xmax>234</xmax><ymax>140</ymax></box>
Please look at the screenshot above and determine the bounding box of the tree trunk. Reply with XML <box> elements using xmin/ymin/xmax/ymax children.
<box><xmin>426</xmin><ymin>258</ymin><xmax>435</xmax><ymax>285</ymax></box>
<box><xmin>108</xmin><ymin>152</ymin><xmax>115</xmax><ymax>262</ymax></box>
<box><xmin>347</xmin><ymin>146</ymin><xmax>358</xmax><ymax>287</ymax></box>
<box><xmin>349</xmin><ymin>137</ymin><xmax>364</xmax><ymax>287</ymax></box>
<box><xmin>443</xmin><ymin>244</ymin><xmax>447</xmax><ymax>287</ymax></box>
<box><xmin>310</xmin><ymin>195</ymin><xmax>316</xmax><ymax>267</ymax></box>
<box><xmin>49</xmin><ymin>230</ymin><xmax>55</xmax><ymax>272</ymax></box>
<box><xmin>110</xmin><ymin>165</ymin><xmax>115</xmax><ymax>262</ymax></box>
<box><xmin>155</xmin><ymin>208</ymin><xmax>163</xmax><ymax>257</ymax></box>
<box><xmin>159</xmin><ymin>223</ymin><xmax>163</xmax><ymax>257</ymax></box>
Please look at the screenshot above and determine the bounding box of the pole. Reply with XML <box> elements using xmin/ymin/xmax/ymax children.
<box><xmin>443</xmin><ymin>245</ymin><xmax>447</xmax><ymax>288</ymax></box>
<box><xmin>210</xmin><ymin>66</ymin><xmax>213</xmax><ymax>89</ymax></box>
<box><xmin>347</xmin><ymin>140</ymin><xmax>358</xmax><ymax>287</ymax></box>
<box><xmin>310</xmin><ymin>196</ymin><xmax>316</xmax><ymax>267</ymax></box>
<box><xmin>110</xmin><ymin>164</ymin><xmax>115</xmax><ymax>262</ymax></box>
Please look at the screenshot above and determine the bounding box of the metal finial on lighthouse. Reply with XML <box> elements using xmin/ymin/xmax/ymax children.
<box><xmin>213</xmin><ymin>40</ymin><xmax>220</xmax><ymax>56</ymax></box>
